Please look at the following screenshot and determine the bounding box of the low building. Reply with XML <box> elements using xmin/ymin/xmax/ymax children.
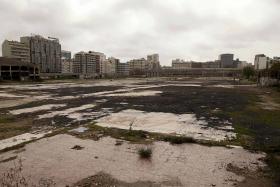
<box><xmin>202</xmin><ymin>61</ymin><xmax>221</xmax><ymax>68</ymax></box>
<box><xmin>172</xmin><ymin>59</ymin><xmax>191</xmax><ymax>69</ymax></box>
<box><xmin>147</xmin><ymin>54</ymin><xmax>160</xmax><ymax>76</ymax></box>
<box><xmin>2</xmin><ymin>40</ymin><xmax>30</xmax><ymax>63</ymax></box>
<box><xmin>0</xmin><ymin>57</ymin><xmax>39</xmax><ymax>80</ymax></box>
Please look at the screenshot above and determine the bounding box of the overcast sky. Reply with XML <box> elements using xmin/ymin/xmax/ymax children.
<box><xmin>0</xmin><ymin>0</ymin><xmax>280</xmax><ymax>65</ymax></box>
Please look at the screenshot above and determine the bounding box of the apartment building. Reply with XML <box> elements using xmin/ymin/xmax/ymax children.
<box><xmin>2</xmin><ymin>40</ymin><xmax>30</xmax><ymax>63</ymax></box>
<box><xmin>102</xmin><ymin>57</ymin><xmax>119</xmax><ymax>77</ymax></box>
<box><xmin>73</xmin><ymin>51</ymin><xmax>95</xmax><ymax>78</ymax></box>
<box><xmin>61</xmin><ymin>59</ymin><xmax>73</xmax><ymax>73</ymax></box>
<box><xmin>254</xmin><ymin>54</ymin><xmax>272</xmax><ymax>70</ymax></box>
<box><xmin>116</xmin><ymin>62</ymin><xmax>130</xmax><ymax>77</ymax></box>
<box><xmin>128</xmin><ymin>58</ymin><xmax>147</xmax><ymax>76</ymax></box>
<box><xmin>20</xmin><ymin>35</ymin><xmax>61</xmax><ymax>73</ymax></box>
<box><xmin>147</xmin><ymin>53</ymin><xmax>160</xmax><ymax>73</ymax></box>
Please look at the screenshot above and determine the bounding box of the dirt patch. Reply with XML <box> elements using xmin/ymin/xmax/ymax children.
<box><xmin>72</xmin><ymin>172</ymin><xmax>161</xmax><ymax>187</ymax></box>
<box><xmin>259</xmin><ymin>94</ymin><xmax>280</xmax><ymax>110</ymax></box>
<box><xmin>226</xmin><ymin>163</ymin><xmax>276</xmax><ymax>187</ymax></box>
<box><xmin>0</xmin><ymin>134</ymin><xmax>268</xmax><ymax>186</ymax></box>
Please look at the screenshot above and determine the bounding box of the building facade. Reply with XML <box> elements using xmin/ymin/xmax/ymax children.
<box><xmin>172</xmin><ymin>59</ymin><xmax>192</xmax><ymax>69</ymax></box>
<box><xmin>61</xmin><ymin>50</ymin><xmax>71</xmax><ymax>60</ymax></box>
<box><xmin>73</xmin><ymin>51</ymin><xmax>96</xmax><ymax>78</ymax></box>
<box><xmin>61</xmin><ymin>59</ymin><xmax>73</xmax><ymax>73</ymax></box>
<box><xmin>20</xmin><ymin>35</ymin><xmax>62</xmax><ymax>73</ymax></box>
<box><xmin>219</xmin><ymin>54</ymin><xmax>234</xmax><ymax>68</ymax></box>
<box><xmin>0</xmin><ymin>57</ymin><xmax>39</xmax><ymax>80</ymax></box>
<box><xmin>2</xmin><ymin>40</ymin><xmax>30</xmax><ymax>63</ymax></box>
<box><xmin>254</xmin><ymin>54</ymin><xmax>271</xmax><ymax>70</ymax></box>
<box><xmin>101</xmin><ymin>57</ymin><xmax>119</xmax><ymax>77</ymax></box>
<box><xmin>116</xmin><ymin>62</ymin><xmax>130</xmax><ymax>77</ymax></box>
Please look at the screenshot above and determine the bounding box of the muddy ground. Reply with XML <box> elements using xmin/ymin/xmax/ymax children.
<box><xmin>0</xmin><ymin>77</ymin><xmax>279</xmax><ymax>186</ymax></box>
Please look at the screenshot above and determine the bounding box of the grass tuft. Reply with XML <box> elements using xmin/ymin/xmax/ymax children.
<box><xmin>138</xmin><ymin>147</ymin><xmax>152</xmax><ymax>159</ymax></box>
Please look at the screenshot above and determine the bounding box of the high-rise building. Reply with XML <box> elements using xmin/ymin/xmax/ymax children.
<box><xmin>88</xmin><ymin>51</ymin><xmax>106</xmax><ymax>77</ymax></box>
<box><xmin>254</xmin><ymin>54</ymin><xmax>272</xmax><ymax>70</ymax></box>
<box><xmin>101</xmin><ymin>57</ymin><xmax>119</xmax><ymax>77</ymax></box>
<box><xmin>73</xmin><ymin>51</ymin><xmax>95</xmax><ymax>78</ymax></box>
<box><xmin>61</xmin><ymin>50</ymin><xmax>72</xmax><ymax>73</ymax></box>
<box><xmin>61</xmin><ymin>50</ymin><xmax>71</xmax><ymax>60</ymax></box>
<box><xmin>116</xmin><ymin>62</ymin><xmax>130</xmax><ymax>77</ymax></box>
<box><xmin>219</xmin><ymin>54</ymin><xmax>234</xmax><ymax>68</ymax></box>
<box><xmin>2</xmin><ymin>40</ymin><xmax>30</xmax><ymax>63</ymax></box>
<box><xmin>128</xmin><ymin>58</ymin><xmax>147</xmax><ymax>75</ymax></box>
<box><xmin>147</xmin><ymin>54</ymin><xmax>160</xmax><ymax>73</ymax></box>
<box><xmin>172</xmin><ymin>59</ymin><xmax>192</xmax><ymax>69</ymax></box>
<box><xmin>20</xmin><ymin>35</ymin><xmax>61</xmax><ymax>73</ymax></box>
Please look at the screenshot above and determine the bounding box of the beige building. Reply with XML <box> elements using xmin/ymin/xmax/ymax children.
<box><xmin>172</xmin><ymin>59</ymin><xmax>192</xmax><ymax>69</ymax></box>
<box><xmin>2</xmin><ymin>40</ymin><xmax>30</xmax><ymax>63</ymax></box>
<box><xmin>147</xmin><ymin>54</ymin><xmax>160</xmax><ymax>72</ymax></box>
<box><xmin>89</xmin><ymin>51</ymin><xmax>106</xmax><ymax>77</ymax></box>
<box><xmin>20</xmin><ymin>35</ymin><xmax>61</xmax><ymax>73</ymax></box>
<box><xmin>117</xmin><ymin>62</ymin><xmax>130</xmax><ymax>77</ymax></box>
<box><xmin>73</xmin><ymin>51</ymin><xmax>106</xmax><ymax>78</ymax></box>
<box><xmin>61</xmin><ymin>59</ymin><xmax>73</xmax><ymax>73</ymax></box>
<box><xmin>128</xmin><ymin>58</ymin><xmax>147</xmax><ymax>70</ymax></box>
<box><xmin>102</xmin><ymin>57</ymin><xmax>119</xmax><ymax>77</ymax></box>
<box><xmin>73</xmin><ymin>51</ymin><xmax>95</xmax><ymax>78</ymax></box>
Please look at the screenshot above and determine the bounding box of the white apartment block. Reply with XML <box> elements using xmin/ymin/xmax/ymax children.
<box><xmin>254</xmin><ymin>54</ymin><xmax>273</xmax><ymax>70</ymax></box>
<box><xmin>2</xmin><ymin>40</ymin><xmax>30</xmax><ymax>63</ymax></box>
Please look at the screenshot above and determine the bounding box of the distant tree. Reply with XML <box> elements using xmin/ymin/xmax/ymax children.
<box><xmin>242</xmin><ymin>66</ymin><xmax>255</xmax><ymax>79</ymax></box>
<box><xmin>269</xmin><ymin>63</ymin><xmax>280</xmax><ymax>79</ymax></box>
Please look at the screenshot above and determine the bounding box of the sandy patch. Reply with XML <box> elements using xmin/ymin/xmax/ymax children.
<box><xmin>9</xmin><ymin>104</ymin><xmax>67</xmax><ymax>115</ymax></box>
<box><xmin>0</xmin><ymin>131</ymin><xmax>51</xmax><ymax>151</ymax></box>
<box><xmin>38</xmin><ymin>104</ymin><xmax>96</xmax><ymax>120</ymax></box>
<box><xmin>0</xmin><ymin>134</ymin><xmax>266</xmax><ymax>186</ymax></box>
<box><xmin>96</xmin><ymin>109</ymin><xmax>236</xmax><ymax>141</ymax></box>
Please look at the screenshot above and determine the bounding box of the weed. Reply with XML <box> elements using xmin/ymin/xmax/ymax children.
<box><xmin>138</xmin><ymin>147</ymin><xmax>152</xmax><ymax>159</ymax></box>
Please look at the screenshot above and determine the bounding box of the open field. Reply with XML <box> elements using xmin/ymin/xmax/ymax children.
<box><xmin>0</xmin><ymin>77</ymin><xmax>279</xmax><ymax>186</ymax></box>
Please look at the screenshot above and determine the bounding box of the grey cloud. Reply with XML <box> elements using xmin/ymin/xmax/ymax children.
<box><xmin>0</xmin><ymin>0</ymin><xmax>280</xmax><ymax>65</ymax></box>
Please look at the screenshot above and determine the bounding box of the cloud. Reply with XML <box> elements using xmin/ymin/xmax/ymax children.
<box><xmin>0</xmin><ymin>0</ymin><xmax>280</xmax><ymax>65</ymax></box>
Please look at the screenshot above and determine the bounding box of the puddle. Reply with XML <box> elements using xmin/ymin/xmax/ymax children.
<box><xmin>0</xmin><ymin>131</ymin><xmax>51</xmax><ymax>151</ymax></box>
<box><xmin>0</xmin><ymin>134</ymin><xmax>266</xmax><ymax>186</ymax></box>
<box><xmin>96</xmin><ymin>109</ymin><xmax>236</xmax><ymax>141</ymax></box>
<box><xmin>9</xmin><ymin>104</ymin><xmax>67</xmax><ymax>115</ymax></box>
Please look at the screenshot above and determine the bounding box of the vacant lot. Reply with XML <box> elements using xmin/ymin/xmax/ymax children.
<box><xmin>0</xmin><ymin>77</ymin><xmax>279</xmax><ymax>186</ymax></box>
